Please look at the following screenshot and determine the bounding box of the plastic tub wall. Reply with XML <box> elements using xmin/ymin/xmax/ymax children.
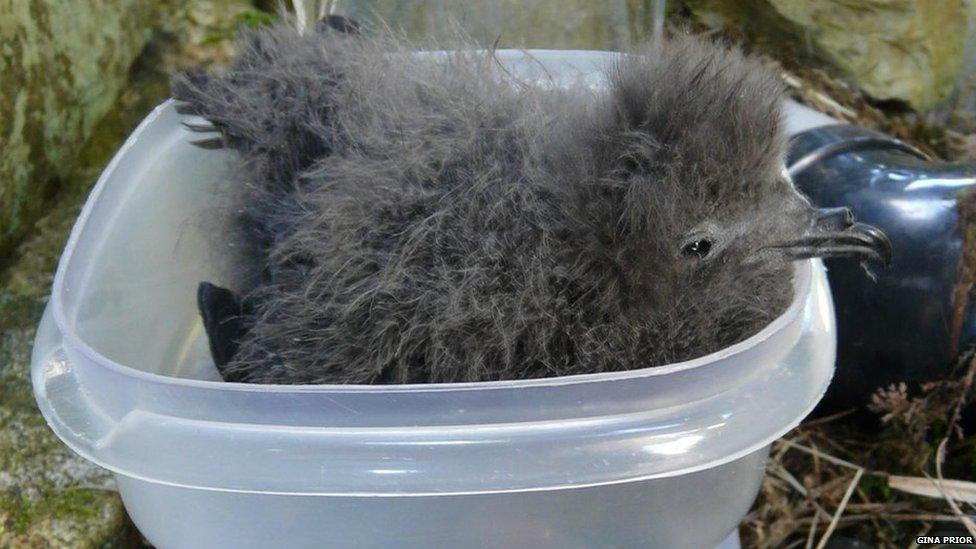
<box><xmin>32</xmin><ymin>51</ymin><xmax>837</xmax><ymax>549</ymax></box>
<box><xmin>117</xmin><ymin>452</ymin><xmax>764</xmax><ymax>548</ymax></box>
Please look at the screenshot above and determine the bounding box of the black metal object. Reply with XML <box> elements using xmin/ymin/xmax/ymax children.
<box><xmin>787</xmin><ymin>124</ymin><xmax>976</xmax><ymax>412</ymax></box>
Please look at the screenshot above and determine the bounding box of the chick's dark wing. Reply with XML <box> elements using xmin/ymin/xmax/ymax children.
<box><xmin>197</xmin><ymin>282</ymin><xmax>255</xmax><ymax>381</ymax></box>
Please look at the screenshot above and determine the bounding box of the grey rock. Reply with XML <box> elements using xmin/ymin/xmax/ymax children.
<box><xmin>0</xmin><ymin>0</ymin><xmax>157</xmax><ymax>259</ymax></box>
<box><xmin>682</xmin><ymin>0</ymin><xmax>976</xmax><ymax>111</ymax></box>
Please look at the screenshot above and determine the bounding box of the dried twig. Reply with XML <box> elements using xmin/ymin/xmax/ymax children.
<box><xmin>799</xmin><ymin>408</ymin><xmax>857</xmax><ymax>428</ymax></box>
<box><xmin>935</xmin><ymin>439</ymin><xmax>976</xmax><ymax>537</ymax></box>
<box><xmin>931</xmin><ymin>355</ymin><xmax>976</xmax><ymax>536</ymax></box>
<box><xmin>770</xmin><ymin>463</ymin><xmax>808</xmax><ymax>497</ymax></box>
<box><xmin>780</xmin><ymin>439</ymin><xmax>865</xmax><ymax>472</ymax></box>
<box><xmin>797</xmin><ymin>513</ymin><xmax>976</xmax><ymax>525</ymax></box>
<box><xmin>889</xmin><ymin>474</ymin><xmax>976</xmax><ymax>504</ymax></box>
<box><xmin>804</xmin><ymin>514</ymin><xmax>818</xmax><ymax>549</ymax></box>
<box><xmin>815</xmin><ymin>468</ymin><xmax>864</xmax><ymax>549</ymax></box>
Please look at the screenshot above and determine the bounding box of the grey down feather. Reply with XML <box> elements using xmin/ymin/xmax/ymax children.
<box><xmin>173</xmin><ymin>23</ymin><xmax>844</xmax><ymax>384</ymax></box>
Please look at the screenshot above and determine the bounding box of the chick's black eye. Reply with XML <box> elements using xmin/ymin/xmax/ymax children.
<box><xmin>682</xmin><ymin>239</ymin><xmax>712</xmax><ymax>259</ymax></box>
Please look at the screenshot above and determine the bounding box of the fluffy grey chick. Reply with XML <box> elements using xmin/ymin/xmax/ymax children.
<box><xmin>173</xmin><ymin>24</ymin><xmax>890</xmax><ymax>384</ymax></box>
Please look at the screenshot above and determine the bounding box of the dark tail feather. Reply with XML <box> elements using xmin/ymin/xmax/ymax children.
<box><xmin>197</xmin><ymin>282</ymin><xmax>253</xmax><ymax>381</ymax></box>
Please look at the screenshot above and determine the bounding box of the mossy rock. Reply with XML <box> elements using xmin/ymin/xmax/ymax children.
<box><xmin>0</xmin><ymin>177</ymin><xmax>135</xmax><ymax>545</ymax></box>
<box><xmin>0</xmin><ymin>1</ymin><xmax>262</xmax><ymax>544</ymax></box>
<box><xmin>0</xmin><ymin>4</ymin><xmax>157</xmax><ymax>541</ymax></box>
<box><xmin>340</xmin><ymin>0</ymin><xmax>640</xmax><ymax>50</ymax></box>
<box><xmin>682</xmin><ymin>0</ymin><xmax>974</xmax><ymax>112</ymax></box>
<box><xmin>0</xmin><ymin>0</ymin><xmax>159</xmax><ymax>261</ymax></box>
<box><xmin>0</xmin><ymin>323</ymin><xmax>135</xmax><ymax>548</ymax></box>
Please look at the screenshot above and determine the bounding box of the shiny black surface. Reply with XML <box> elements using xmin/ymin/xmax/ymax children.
<box><xmin>788</xmin><ymin>124</ymin><xmax>976</xmax><ymax>411</ymax></box>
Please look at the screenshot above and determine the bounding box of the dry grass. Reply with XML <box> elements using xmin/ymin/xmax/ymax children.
<box><xmin>742</xmin><ymin>354</ymin><xmax>976</xmax><ymax>548</ymax></box>
<box><xmin>772</xmin><ymin>59</ymin><xmax>965</xmax><ymax>162</ymax></box>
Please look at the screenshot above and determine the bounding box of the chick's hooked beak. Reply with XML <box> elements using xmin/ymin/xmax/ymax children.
<box><xmin>772</xmin><ymin>207</ymin><xmax>893</xmax><ymax>266</ymax></box>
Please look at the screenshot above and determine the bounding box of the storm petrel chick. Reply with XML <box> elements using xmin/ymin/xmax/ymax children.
<box><xmin>173</xmin><ymin>24</ymin><xmax>890</xmax><ymax>384</ymax></box>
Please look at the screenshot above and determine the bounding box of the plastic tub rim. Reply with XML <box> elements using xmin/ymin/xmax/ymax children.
<box><xmin>64</xmin><ymin>439</ymin><xmax>778</xmax><ymax>498</ymax></box>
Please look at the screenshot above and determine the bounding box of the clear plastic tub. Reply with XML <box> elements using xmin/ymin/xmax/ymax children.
<box><xmin>31</xmin><ymin>51</ymin><xmax>836</xmax><ymax>548</ymax></box>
